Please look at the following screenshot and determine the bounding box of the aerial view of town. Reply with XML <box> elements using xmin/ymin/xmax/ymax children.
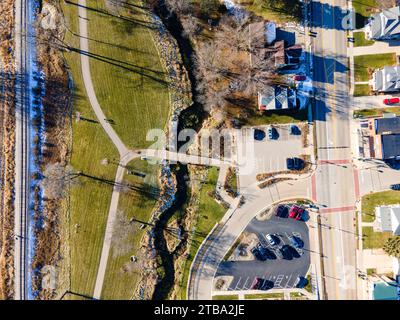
<box><xmin>0</xmin><ymin>0</ymin><xmax>400</xmax><ymax>304</ymax></box>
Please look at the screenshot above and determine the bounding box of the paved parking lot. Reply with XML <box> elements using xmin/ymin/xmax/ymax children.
<box><xmin>237</xmin><ymin>125</ymin><xmax>304</xmax><ymax>188</ymax></box>
<box><xmin>216</xmin><ymin>210</ymin><xmax>310</xmax><ymax>291</ymax></box>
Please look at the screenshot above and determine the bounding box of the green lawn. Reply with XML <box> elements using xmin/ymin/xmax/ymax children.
<box><xmin>354</xmin><ymin>53</ymin><xmax>397</xmax><ymax>82</ymax></box>
<box><xmin>354</xmin><ymin>84</ymin><xmax>371</xmax><ymax>97</ymax></box>
<box><xmin>244</xmin><ymin>292</ymin><xmax>284</xmax><ymax>299</ymax></box>
<box><xmin>101</xmin><ymin>159</ymin><xmax>160</xmax><ymax>299</ymax></box>
<box><xmin>61</xmin><ymin>2</ymin><xmax>119</xmax><ymax>298</ymax></box>
<box><xmin>361</xmin><ymin>191</ymin><xmax>400</xmax><ymax>222</ymax></box>
<box><xmin>178</xmin><ymin>167</ymin><xmax>227</xmax><ymax>299</ymax></box>
<box><xmin>212</xmin><ymin>295</ymin><xmax>238</xmax><ymax>300</ymax></box>
<box><xmin>352</xmin><ymin>0</ymin><xmax>378</xmax><ymax>18</ymax></box>
<box><xmin>237</xmin><ymin>0</ymin><xmax>302</xmax><ymax>23</ymax></box>
<box><xmin>242</xmin><ymin>107</ymin><xmax>308</xmax><ymax>126</ymax></box>
<box><xmin>367</xmin><ymin>268</ymin><xmax>377</xmax><ymax>275</ymax></box>
<box><xmin>354</xmin><ymin>107</ymin><xmax>400</xmax><ymax>118</ymax></box>
<box><xmin>362</xmin><ymin>227</ymin><xmax>392</xmax><ymax>249</ymax></box>
<box><xmin>60</xmin><ymin>0</ymin><xmax>171</xmax><ymax>298</ymax></box>
<box><xmin>84</xmin><ymin>0</ymin><xmax>171</xmax><ymax>149</ymax></box>
<box><xmin>353</xmin><ymin>32</ymin><xmax>375</xmax><ymax>47</ymax></box>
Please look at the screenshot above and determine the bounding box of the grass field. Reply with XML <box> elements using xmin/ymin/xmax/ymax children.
<box><xmin>353</xmin><ymin>32</ymin><xmax>374</xmax><ymax>47</ymax></box>
<box><xmin>61</xmin><ymin>2</ymin><xmax>119</xmax><ymax>298</ymax></box>
<box><xmin>178</xmin><ymin>167</ymin><xmax>227</xmax><ymax>299</ymax></box>
<box><xmin>241</xmin><ymin>107</ymin><xmax>308</xmax><ymax>126</ymax></box>
<box><xmin>60</xmin><ymin>0</ymin><xmax>171</xmax><ymax>298</ymax></box>
<box><xmin>212</xmin><ymin>295</ymin><xmax>239</xmax><ymax>300</ymax></box>
<box><xmin>352</xmin><ymin>0</ymin><xmax>378</xmax><ymax>18</ymax></box>
<box><xmin>237</xmin><ymin>0</ymin><xmax>302</xmax><ymax>23</ymax></box>
<box><xmin>354</xmin><ymin>53</ymin><xmax>397</xmax><ymax>82</ymax></box>
<box><xmin>354</xmin><ymin>107</ymin><xmax>400</xmax><ymax>118</ymax></box>
<box><xmin>83</xmin><ymin>0</ymin><xmax>171</xmax><ymax>149</ymax></box>
<box><xmin>362</xmin><ymin>227</ymin><xmax>392</xmax><ymax>249</ymax></box>
<box><xmin>354</xmin><ymin>84</ymin><xmax>371</xmax><ymax>97</ymax></box>
<box><xmin>244</xmin><ymin>292</ymin><xmax>284</xmax><ymax>299</ymax></box>
<box><xmin>361</xmin><ymin>190</ymin><xmax>400</xmax><ymax>222</ymax></box>
<box><xmin>101</xmin><ymin>159</ymin><xmax>160</xmax><ymax>299</ymax></box>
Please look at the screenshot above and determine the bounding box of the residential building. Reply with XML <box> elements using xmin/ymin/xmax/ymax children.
<box><xmin>365</xmin><ymin>6</ymin><xmax>400</xmax><ymax>40</ymax></box>
<box><xmin>258</xmin><ymin>86</ymin><xmax>297</xmax><ymax>111</ymax></box>
<box><xmin>368</xmin><ymin>115</ymin><xmax>400</xmax><ymax>160</ymax></box>
<box><xmin>374</xmin><ymin>205</ymin><xmax>400</xmax><ymax>235</ymax></box>
<box><xmin>372</xmin><ymin>66</ymin><xmax>400</xmax><ymax>93</ymax></box>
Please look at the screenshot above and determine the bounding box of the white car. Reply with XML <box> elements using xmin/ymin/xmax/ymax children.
<box><xmin>265</xmin><ymin>234</ymin><xmax>276</xmax><ymax>246</ymax></box>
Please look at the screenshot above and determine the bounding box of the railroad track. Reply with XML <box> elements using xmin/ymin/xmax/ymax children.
<box><xmin>14</xmin><ymin>0</ymin><xmax>30</xmax><ymax>300</ymax></box>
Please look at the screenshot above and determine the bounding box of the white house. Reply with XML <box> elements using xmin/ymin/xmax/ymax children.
<box><xmin>372</xmin><ymin>66</ymin><xmax>400</xmax><ymax>93</ymax></box>
<box><xmin>365</xmin><ymin>6</ymin><xmax>400</xmax><ymax>40</ymax></box>
<box><xmin>374</xmin><ymin>205</ymin><xmax>400</xmax><ymax>235</ymax></box>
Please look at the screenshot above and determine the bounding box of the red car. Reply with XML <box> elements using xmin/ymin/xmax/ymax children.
<box><xmin>251</xmin><ymin>277</ymin><xmax>263</xmax><ymax>290</ymax></box>
<box><xmin>289</xmin><ymin>205</ymin><xmax>304</xmax><ymax>220</ymax></box>
<box><xmin>293</xmin><ymin>75</ymin><xmax>307</xmax><ymax>81</ymax></box>
<box><xmin>383</xmin><ymin>97</ymin><xmax>400</xmax><ymax>105</ymax></box>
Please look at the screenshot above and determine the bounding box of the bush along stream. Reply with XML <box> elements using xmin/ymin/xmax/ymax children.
<box><xmin>148</xmin><ymin>0</ymin><xmax>209</xmax><ymax>300</ymax></box>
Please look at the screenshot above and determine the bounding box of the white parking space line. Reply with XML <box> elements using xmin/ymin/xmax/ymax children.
<box><xmin>275</xmin><ymin>274</ymin><xmax>284</xmax><ymax>288</ymax></box>
<box><xmin>232</xmin><ymin>277</ymin><xmax>242</xmax><ymax>290</ymax></box>
<box><xmin>242</xmin><ymin>277</ymin><xmax>250</xmax><ymax>290</ymax></box>
<box><xmin>285</xmin><ymin>274</ymin><xmax>293</xmax><ymax>288</ymax></box>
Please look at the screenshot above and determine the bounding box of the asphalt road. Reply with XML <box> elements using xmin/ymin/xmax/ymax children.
<box><xmin>14</xmin><ymin>0</ymin><xmax>29</xmax><ymax>301</ymax></box>
<box><xmin>311</xmin><ymin>0</ymin><xmax>357</xmax><ymax>299</ymax></box>
<box><xmin>216</xmin><ymin>215</ymin><xmax>310</xmax><ymax>291</ymax></box>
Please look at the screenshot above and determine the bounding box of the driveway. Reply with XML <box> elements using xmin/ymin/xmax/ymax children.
<box><xmin>215</xmin><ymin>211</ymin><xmax>310</xmax><ymax>291</ymax></box>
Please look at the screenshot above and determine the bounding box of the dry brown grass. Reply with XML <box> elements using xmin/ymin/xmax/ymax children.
<box><xmin>32</xmin><ymin>2</ymin><xmax>72</xmax><ymax>299</ymax></box>
<box><xmin>0</xmin><ymin>0</ymin><xmax>16</xmax><ymax>300</ymax></box>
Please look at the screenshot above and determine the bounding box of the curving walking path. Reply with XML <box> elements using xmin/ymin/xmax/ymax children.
<box><xmin>77</xmin><ymin>0</ymin><xmax>140</xmax><ymax>299</ymax></box>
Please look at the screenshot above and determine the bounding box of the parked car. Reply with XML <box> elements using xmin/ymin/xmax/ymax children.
<box><xmin>254</xmin><ymin>128</ymin><xmax>266</xmax><ymax>141</ymax></box>
<box><xmin>251</xmin><ymin>247</ymin><xmax>266</xmax><ymax>261</ymax></box>
<box><xmin>295</xmin><ymin>276</ymin><xmax>309</xmax><ymax>289</ymax></box>
<box><xmin>286</xmin><ymin>157</ymin><xmax>304</xmax><ymax>170</ymax></box>
<box><xmin>258</xmin><ymin>245</ymin><xmax>276</xmax><ymax>260</ymax></box>
<box><xmin>276</xmin><ymin>205</ymin><xmax>288</xmax><ymax>218</ymax></box>
<box><xmin>383</xmin><ymin>97</ymin><xmax>400</xmax><ymax>105</ymax></box>
<box><xmin>390</xmin><ymin>184</ymin><xmax>400</xmax><ymax>190</ymax></box>
<box><xmin>289</xmin><ymin>205</ymin><xmax>304</xmax><ymax>220</ymax></box>
<box><xmin>290</xmin><ymin>125</ymin><xmax>301</xmax><ymax>135</ymax></box>
<box><xmin>265</xmin><ymin>234</ymin><xmax>277</xmax><ymax>246</ymax></box>
<box><xmin>251</xmin><ymin>277</ymin><xmax>263</xmax><ymax>290</ymax></box>
<box><xmin>280</xmin><ymin>245</ymin><xmax>293</xmax><ymax>260</ymax></box>
<box><xmin>293</xmin><ymin>75</ymin><xmax>307</xmax><ymax>81</ymax></box>
<box><xmin>289</xmin><ymin>235</ymin><xmax>304</xmax><ymax>248</ymax></box>
<box><xmin>268</xmin><ymin>127</ymin><xmax>279</xmax><ymax>140</ymax></box>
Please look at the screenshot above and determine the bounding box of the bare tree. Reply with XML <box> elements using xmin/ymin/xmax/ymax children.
<box><xmin>111</xmin><ymin>210</ymin><xmax>136</xmax><ymax>258</ymax></box>
<box><xmin>181</xmin><ymin>14</ymin><xmax>201</xmax><ymax>38</ymax></box>
<box><xmin>41</xmin><ymin>162</ymin><xmax>77</xmax><ymax>199</ymax></box>
<box><xmin>165</xmin><ymin>0</ymin><xmax>192</xmax><ymax>15</ymax></box>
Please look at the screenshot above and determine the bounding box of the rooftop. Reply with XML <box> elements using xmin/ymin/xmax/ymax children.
<box><xmin>374</xmin><ymin>117</ymin><xmax>400</xmax><ymax>134</ymax></box>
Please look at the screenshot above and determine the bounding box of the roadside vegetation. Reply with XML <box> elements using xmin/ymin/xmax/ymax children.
<box><xmin>244</xmin><ymin>292</ymin><xmax>284</xmax><ymax>299</ymax></box>
<box><xmin>212</xmin><ymin>294</ymin><xmax>239</xmax><ymax>300</ymax></box>
<box><xmin>354</xmin><ymin>53</ymin><xmax>397</xmax><ymax>82</ymax></box>
<box><xmin>354</xmin><ymin>107</ymin><xmax>400</xmax><ymax>118</ymax></box>
<box><xmin>0</xmin><ymin>0</ymin><xmax>16</xmax><ymax>300</ymax></box>
<box><xmin>353</xmin><ymin>84</ymin><xmax>371</xmax><ymax>97</ymax></box>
